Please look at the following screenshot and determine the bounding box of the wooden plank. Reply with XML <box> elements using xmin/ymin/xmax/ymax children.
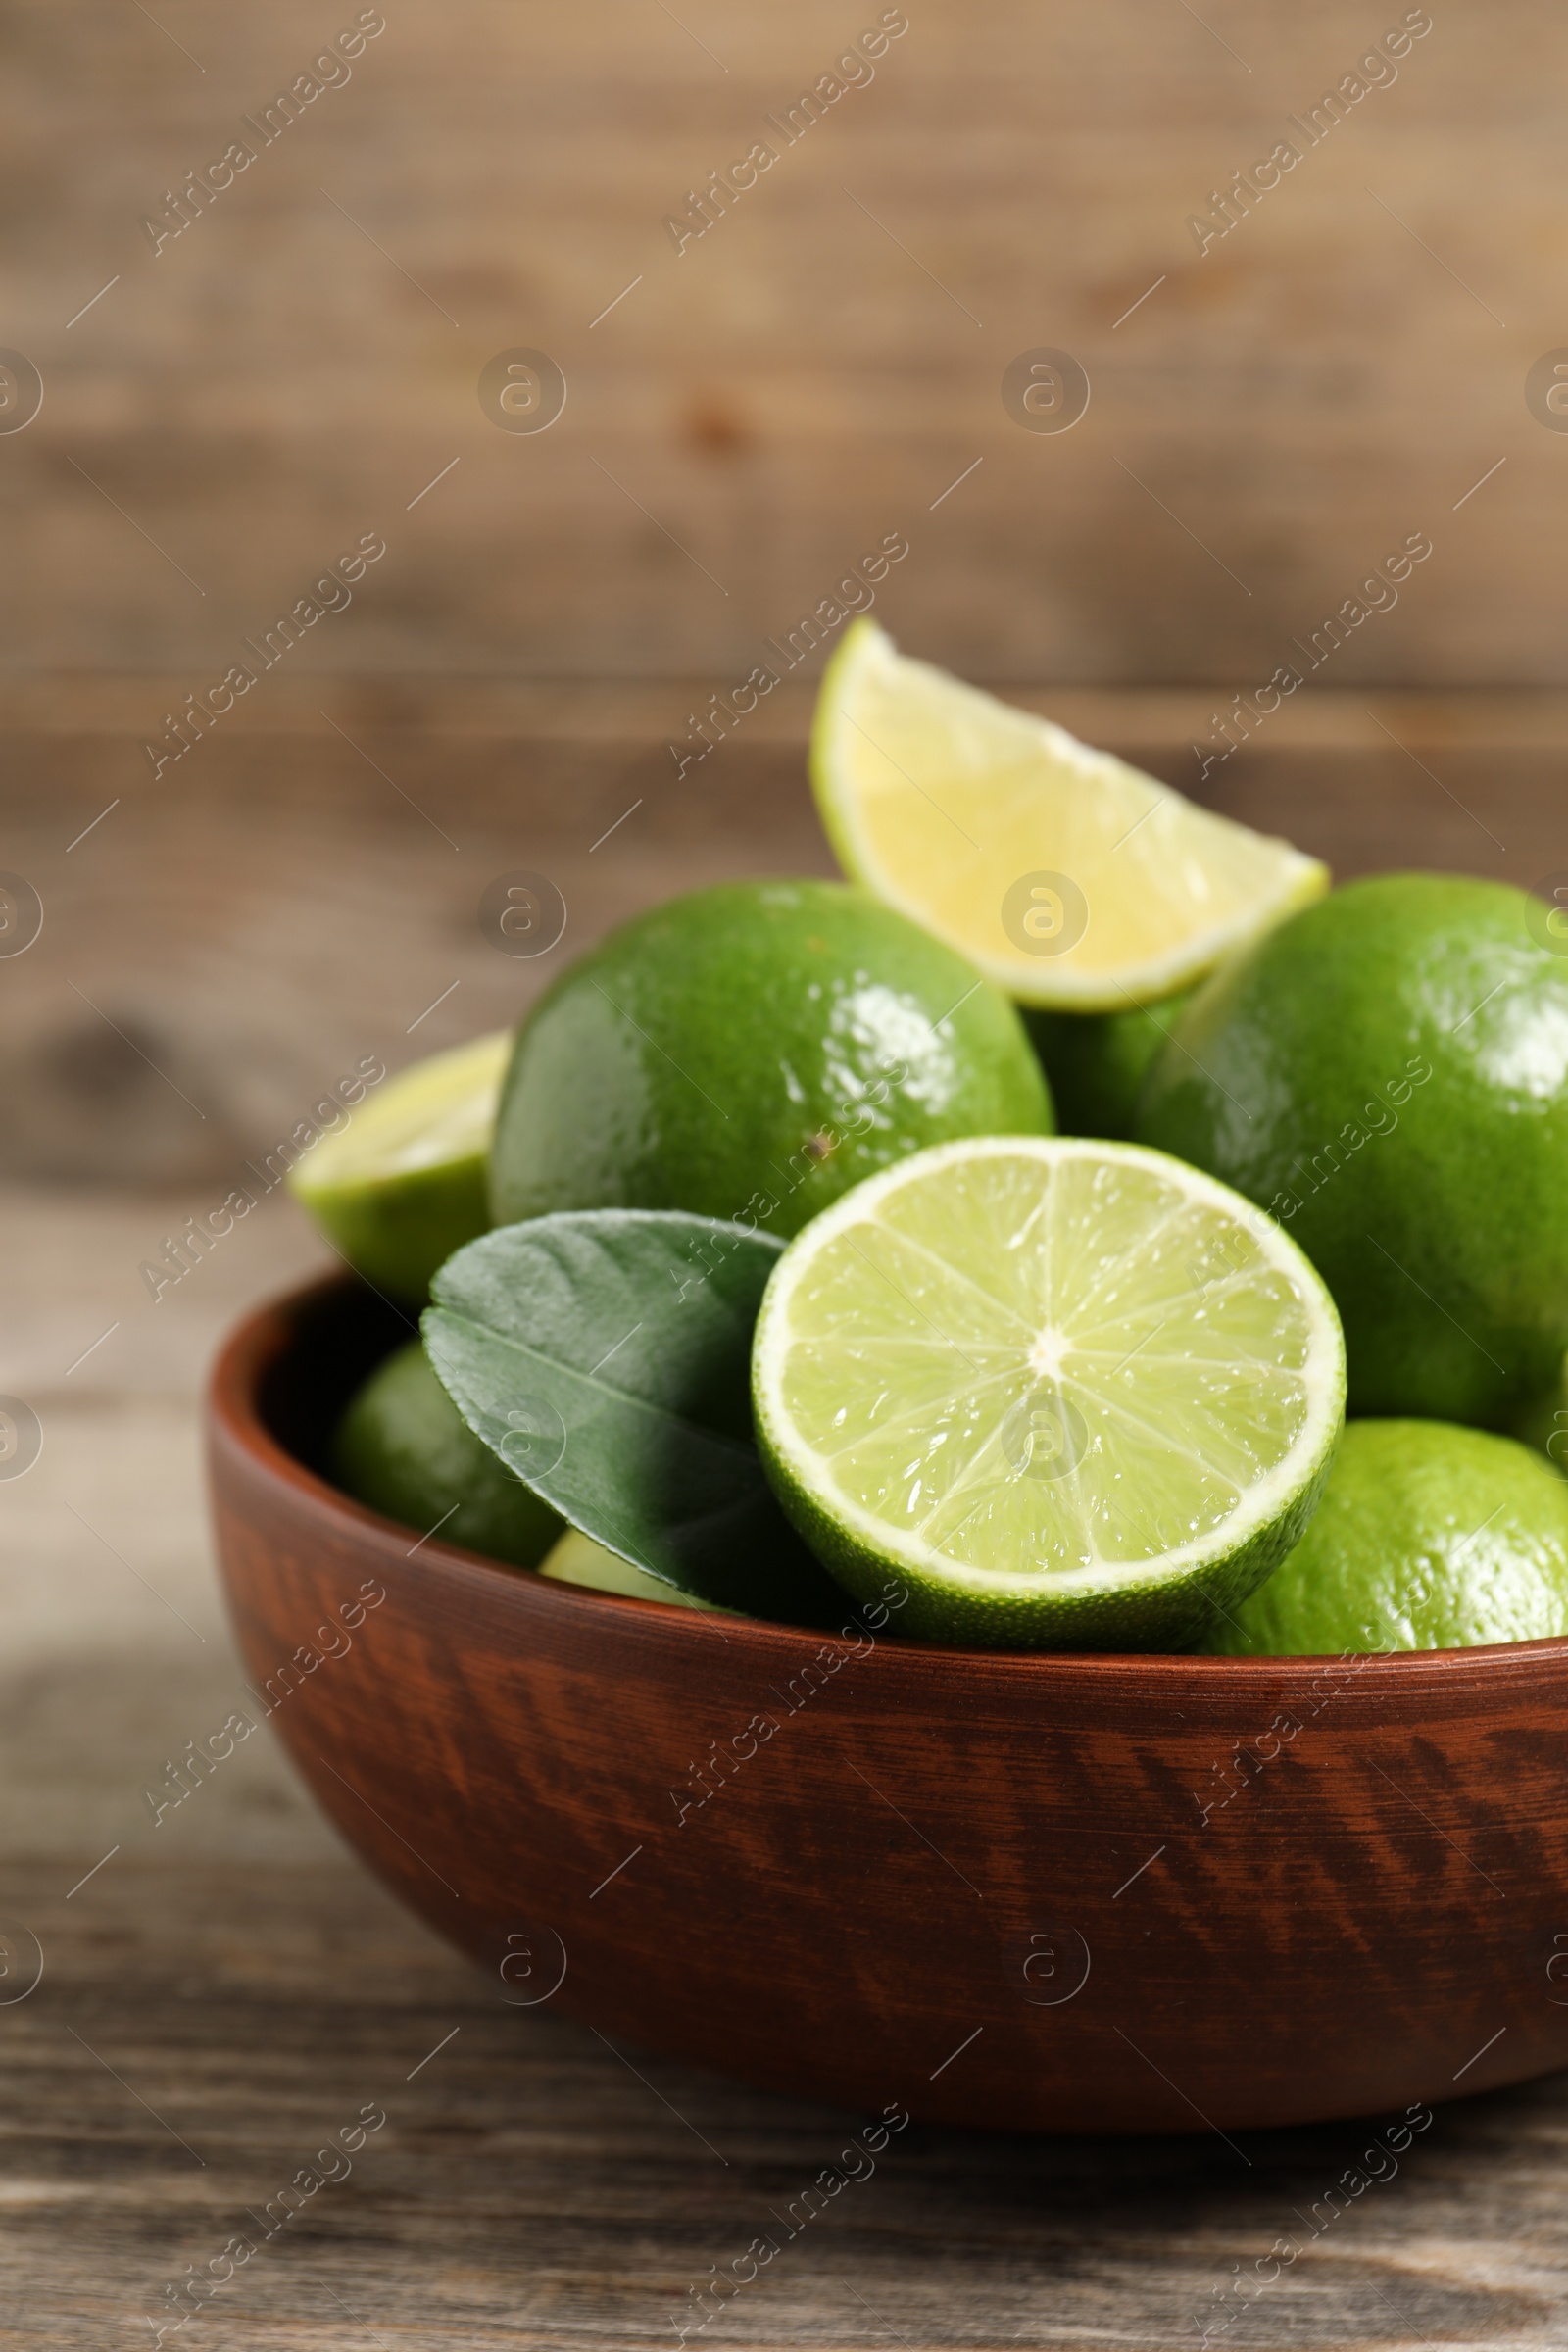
<box><xmin>8</xmin><ymin>676</ymin><xmax>1568</xmax><ymax>749</ymax></box>
<box><xmin>7</xmin><ymin>1</ymin><xmax>1567</xmax><ymax>682</ymax></box>
<box><xmin>3</xmin><ymin>1850</ymin><xmax>1567</xmax><ymax>2350</ymax></box>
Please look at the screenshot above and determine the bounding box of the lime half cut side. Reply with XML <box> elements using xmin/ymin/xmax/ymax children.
<box><xmin>811</xmin><ymin>618</ymin><xmax>1328</xmax><ymax>1010</ymax></box>
<box><xmin>752</xmin><ymin>1137</ymin><xmax>1346</xmax><ymax>1650</ymax></box>
<box><xmin>291</xmin><ymin>1030</ymin><xmax>512</xmax><ymax>1303</ymax></box>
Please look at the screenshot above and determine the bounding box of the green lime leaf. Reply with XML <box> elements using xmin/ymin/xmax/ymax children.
<box><xmin>423</xmin><ymin>1210</ymin><xmax>845</xmax><ymax>1623</ymax></box>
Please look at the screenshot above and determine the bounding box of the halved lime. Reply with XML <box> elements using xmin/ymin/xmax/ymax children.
<box><xmin>752</xmin><ymin>1136</ymin><xmax>1346</xmax><ymax>1649</ymax></box>
<box><xmin>811</xmin><ymin>619</ymin><xmax>1327</xmax><ymax>1010</ymax></box>
<box><xmin>539</xmin><ymin>1526</ymin><xmax>732</xmax><ymax>1612</ymax></box>
<box><xmin>292</xmin><ymin>1031</ymin><xmax>511</xmax><ymax>1302</ymax></box>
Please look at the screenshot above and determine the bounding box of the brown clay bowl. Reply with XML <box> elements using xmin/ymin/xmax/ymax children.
<box><xmin>207</xmin><ymin>1272</ymin><xmax>1568</xmax><ymax>2135</ymax></box>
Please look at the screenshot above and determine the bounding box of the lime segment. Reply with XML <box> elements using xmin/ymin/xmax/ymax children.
<box><xmin>752</xmin><ymin>1136</ymin><xmax>1346</xmax><ymax>1649</ymax></box>
<box><xmin>292</xmin><ymin>1030</ymin><xmax>511</xmax><ymax>1302</ymax></box>
<box><xmin>811</xmin><ymin>619</ymin><xmax>1327</xmax><ymax>1010</ymax></box>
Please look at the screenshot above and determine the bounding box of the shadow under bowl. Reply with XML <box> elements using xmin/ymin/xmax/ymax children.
<box><xmin>206</xmin><ymin>1273</ymin><xmax>1568</xmax><ymax>2134</ymax></box>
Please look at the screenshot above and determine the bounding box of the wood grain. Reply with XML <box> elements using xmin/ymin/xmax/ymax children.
<box><xmin>4</xmin><ymin>1856</ymin><xmax>1563</xmax><ymax>2352</ymax></box>
<box><xmin>7</xmin><ymin>0</ymin><xmax>1568</xmax><ymax>686</ymax></box>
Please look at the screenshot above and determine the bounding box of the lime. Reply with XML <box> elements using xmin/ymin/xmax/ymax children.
<box><xmin>1025</xmin><ymin>989</ymin><xmax>1195</xmax><ymax>1139</ymax></box>
<box><xmin>751</xmin><ymin>1135</ymin><xmax>1346</xmax><ymax>1650</ymax></box>
<box><xmin>1138</xmin><ymin>874</ymin><xmax>1568</xmax><ymax>1427</ymax></box>
<box><xmin>490</xmin><ymin>879</ymin><xmax>1053</xmax><ymax>1240</ymax></box>
<box><xmin>1207</xmin><ymin>1419</ymin><xmax>1568</xmax><ymax>1653</ymax></box>
<box><xmin>332</xmin><ymin>1339</ymin><xmax>561</xmax><ymax>1568</ymax></box>
<box><xmin>1514</xmin><ymin>1359</ymin><xmax>1568</xmax><ymax>1478</ymax></box>
<box><xmin>291</xmin><ymin>1031</ymin><xmax>510</xmax><ymax>1303</ymax></box>
<box><xmin>539</xmin><ymin>1526</ymin><xmax>732</xmax><ymax>1611</ymax></box>
<box><xmin>811</xmin><ymin>619</ymin><xmax>1327</xmax><ymax>1010</ymax></box>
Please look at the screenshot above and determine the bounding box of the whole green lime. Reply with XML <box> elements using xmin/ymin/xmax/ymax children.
<box><xmin>490</xmin><ymin>880</ymin><xmax>1054</xmax><ymax>1237</ymax></box>
<box><xmin>1138</xmin><ymin>874</ymin><xmax>1568</xmax><ymax>1426</ymax></box>
<box><xmin>1207</xmin><ymin>1419</ymin><xmax>1568</xmax><ymax>1653</ymax></box>
<box><xmin>1025</xmin><ymin>989</ymin><xmax>1194</xmax><ymax>1139</ymax></box>
<box><xmin>332</xmin><ymin>1340</ymin><xmax>561</xmax><ymax>1568</ymax></box>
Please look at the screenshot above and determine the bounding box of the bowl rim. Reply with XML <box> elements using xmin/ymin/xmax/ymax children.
<box><xmin>208</xmin><ymin>1270</ymin><xmax>1568</xmax><ymax>1685</ymax></box>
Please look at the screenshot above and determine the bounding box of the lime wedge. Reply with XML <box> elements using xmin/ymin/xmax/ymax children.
<box><xmin>291</xmin><ymin>1031</ymin><xmax>511</xmax><ymax>1302</ymax></box>
<box><xmin>811</xmin><ymin>618</ymin><xmax>1328</xmax><ymax>1010</ymax></box>
<box><xmin>752</xmin><ymin>1136</ymin><xmax>1346</xmax><ymax>1649</ymax></box>
<box><xmin>539</xmin><ymin>1526</ymin><xmax>734</xmax><ymax>1612</ymax></box>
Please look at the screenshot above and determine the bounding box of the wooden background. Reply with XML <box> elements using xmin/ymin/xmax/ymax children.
<box><xmin>5</xmin><ymin>0</ymin><xmax>1568</xmax><ymax>693</ymax></box>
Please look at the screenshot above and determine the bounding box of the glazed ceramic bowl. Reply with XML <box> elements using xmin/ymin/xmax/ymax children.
<box><xmin>207</xmin><ymin>1273</ymin><xmax>1568</xmax><ymax>2134</ymax></box>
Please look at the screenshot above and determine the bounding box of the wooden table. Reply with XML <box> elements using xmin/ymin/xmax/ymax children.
<box><xmin>4</xmin><ymin>687</ymin><xmax>1568</xmax><ymax>2349</ymax></box>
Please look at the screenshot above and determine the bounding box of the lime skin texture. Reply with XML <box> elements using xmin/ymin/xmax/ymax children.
<box><xmin>1025</xmin><ymin>989</ymin><xmax>1194</xmax><ymax>1140</ymax></box>
<box><xmin>1138</xmin><ymin>874</ymin><xmax>1568</xmax><ymax>1428</ymax></box>
<box><xmin>1208</xmin><ymin>1418</ymin><xmax>1568</xmax><ymax>1653</ymax></box>
<box><xmin>490</xmin><ymin>878</ymin><xmax>1054</xmax><ymax>1239</ymax></box>
<box><xmin>332</xmin><ymin>1340</ymin><xmax>562</xmax><ymax>1569</ymax></box>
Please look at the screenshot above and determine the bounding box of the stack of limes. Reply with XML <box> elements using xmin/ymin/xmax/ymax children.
<box><xmin>294</xmin><ymin>619</ymin><xmax>1568</xmax><ymax>1654</ymax></box>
